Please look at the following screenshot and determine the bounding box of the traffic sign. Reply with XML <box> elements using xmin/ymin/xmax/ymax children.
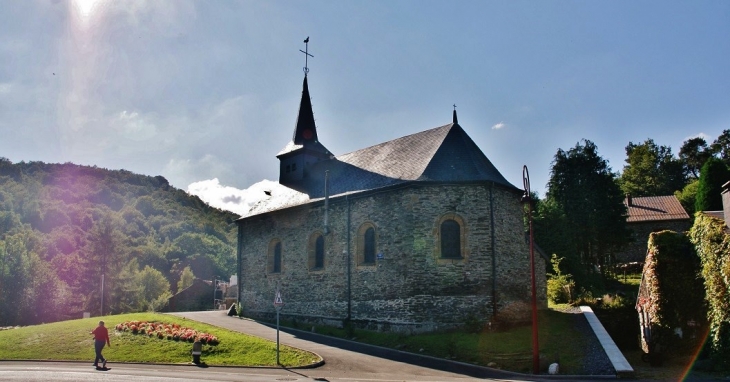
<box><xmin>274</xmin><ymin>291</ymin><xmax>284</xmax><ymax>307</ymax></box>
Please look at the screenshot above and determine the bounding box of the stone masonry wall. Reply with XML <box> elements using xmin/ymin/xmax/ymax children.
<box><xmin>238</xmin><ymin>182</ymin><xmax>546</xmax><ymax>333</ymax></box>
<box><xmin>616</xmin><ymin>220</ymin><xmax>691</xmax><ymax>263</ymax></box>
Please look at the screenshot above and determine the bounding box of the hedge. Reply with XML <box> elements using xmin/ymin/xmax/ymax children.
<box><xmin>689</xmin><ymin>213</ymin><xmax>730</xmax><ymax>369</ymax></box>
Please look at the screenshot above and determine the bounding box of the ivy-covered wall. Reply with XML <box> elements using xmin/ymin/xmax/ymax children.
<box><xmin>636</xmin><ymin>230</ymin><xmax>706</xmax><ymax>355</ymax></box>
<box><xmin>689</xmin><ymin>213</ymin><xmax>730</xmax><ymax>369</ymax></box>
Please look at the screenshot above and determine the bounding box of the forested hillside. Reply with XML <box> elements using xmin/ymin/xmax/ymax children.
<box><xmin>0</xmin><ymin>158</ymin><xmax>239</xmax><ymax>326</ymax></box>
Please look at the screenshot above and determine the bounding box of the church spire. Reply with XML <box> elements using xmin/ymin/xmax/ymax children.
<box><xmin>277</xmin><ymin>37</ymin><xmax>330</xmax><ymax>188</ymax></box>
<box><xmin>453</xmin><ymin>104</ymin><xmax>458</xmax><ymax>124</ymax></box>
<box><xmin>292</xmin><ymin>75</ymin><xmax>318</xmax><ymax>144</ymax></box>
<box><xmin>292</xmin><ymin>37</ymin><xmax>318</xmax><ymax>144</ymax></box>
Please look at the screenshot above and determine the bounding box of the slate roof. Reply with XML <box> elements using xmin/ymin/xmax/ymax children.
<box><xmin>625</xmin><ymin>195</ymin><xmax>690</xmax><ymax>223</ymax></box>
<box><xmin>242</xmin><ymin>122</ymin><xmax>518</xmax><ymax>218</ymax></box>
<box><xmin>277</xmin><ymin>76</ymin><xmax>331</xmax><ymax>157</ymax></box>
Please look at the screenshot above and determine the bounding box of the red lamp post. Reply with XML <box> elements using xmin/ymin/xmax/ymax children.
<box><xmin>521</xmin><ymin>165</ymin><xmax>539</xmax><ymax>374</ymax></box>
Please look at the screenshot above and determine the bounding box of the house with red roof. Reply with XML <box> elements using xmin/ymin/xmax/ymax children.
<box><xmin>617</xmin><ymin>195</ymin><xmax>691</xmax><ymax>264</ymax></box>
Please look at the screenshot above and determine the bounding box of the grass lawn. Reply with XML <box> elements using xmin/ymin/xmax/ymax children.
<box><xmin>287</xmin><ymin>308</ymin><xmax>588</xmax><ymax>374</ymax></box>
<box><xmin>0</xmin><ymin>313</ymin><xmax>320</xmax><ymax>368</ymax></box>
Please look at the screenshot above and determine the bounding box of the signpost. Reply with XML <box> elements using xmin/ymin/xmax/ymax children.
<box><xmin>274</xmin><ymin>290</ymin><xmax>284</xmax><ymax>365</ymax></box>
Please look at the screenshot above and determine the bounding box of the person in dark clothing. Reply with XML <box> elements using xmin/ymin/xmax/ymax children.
<box><xmin>91</xmin><ymin>320</ymin><xmax>111</xmax><ymax>369</ymax></box>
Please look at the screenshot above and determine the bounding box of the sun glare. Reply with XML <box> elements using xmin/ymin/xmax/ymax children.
<box><xmin>72</xmin><ymin>0</ymin><xmax>100</xmax><ymax>21</ymax></box>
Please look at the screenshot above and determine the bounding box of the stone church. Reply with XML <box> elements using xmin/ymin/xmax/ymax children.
<box><xmin>235</xmin><ymin>72</ymin><xmax>546</xmax><ymax>333</ymax></box>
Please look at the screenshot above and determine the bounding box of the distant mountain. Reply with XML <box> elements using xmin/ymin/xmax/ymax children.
<box><xmin>0</xmin><ymin>158</ymin><xmax>239</xmax><ymax>326</ymax></box>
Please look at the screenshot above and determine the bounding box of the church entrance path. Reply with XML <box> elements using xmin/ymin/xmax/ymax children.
<box><xmin>168</xmin><ymin>311</ymin><xmax>539</xmax><ymax>382</ymax></box>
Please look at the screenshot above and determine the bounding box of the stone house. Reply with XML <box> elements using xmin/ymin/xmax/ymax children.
<box><xmin>163</xmin><ymin>278</ymin><xmax>213</xmax><ymax>312</ymax></box>
<box><xmin>235</xmin><ymin>73</ymin><xmax>547</xmax><ymax>333</ymax></box>
<box><xmin>616</xmin><ymin>195</ymin><xmax>691</xmax><ymax>264</ymax></box>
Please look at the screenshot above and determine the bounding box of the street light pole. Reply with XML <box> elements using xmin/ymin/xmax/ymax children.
<box><xmin>521</xmin><ymin>165</ymin><xmax>539</xmax><ymax>374</ymax></box>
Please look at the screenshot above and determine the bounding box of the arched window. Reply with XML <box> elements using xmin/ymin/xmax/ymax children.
<box><xmin>315</xmin><ymin>235</ymin><xmax>324</xmax><ymax>268</ymax></box>
<box><xmin>268</xmin><ymin>240</ymin><xmax>282</xmax><ymax>274</ymax></box>
<box><xmin>436</xmin><ymin>213</ymin><xmax>466</xmax><ymax>261</ymax></box>
<box><xmin>357</xmin><ymin>222</ymin><xmax>377</xmax><ymax>266</ymax></box>
<box><xmin>364</xmin><ymin>227</ymin><xmax>375</xmax><ymax>264</ymax></box>
<box><xmin>308</xmin><ymin>232</ymin><xmax>325</xmax><ymax>271</ymax></box>
<box><xmin>440</xmin><ymin>219</ymin><xmax>461</xmax><ymax>259</ymax></box>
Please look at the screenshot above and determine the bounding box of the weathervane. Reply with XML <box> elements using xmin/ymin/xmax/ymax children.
<box><xmin>300</xmin><ymin>37</ymin><xmax>313</xmax><ymax>75</ymax></box>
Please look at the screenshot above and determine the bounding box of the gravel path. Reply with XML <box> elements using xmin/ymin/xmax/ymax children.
<box><xmin>561</xmin><ymin>307</ymin><xmax>617</xmax><ymax>376</ymax></box>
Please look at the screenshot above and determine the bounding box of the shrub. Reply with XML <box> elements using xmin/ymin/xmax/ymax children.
<box><xmin>689</xmin><ymin>215</ymin><xmax>730</xmax><ymax>370</ymax></box>
<box><xmin>601</xmin><ymin>294</ymin><xmax>628</xmax><ymax>309</ymax></box>
<box><xmin>547</xmin><ymin>255</ymin><xmax>575</xmax><ymax>304</ymax></box>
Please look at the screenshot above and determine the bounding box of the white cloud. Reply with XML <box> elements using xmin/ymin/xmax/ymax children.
<box><xmin>492</xmin><ymin>122</ymin><xmax>506</xmax><ymax>130</ymax></box>
<box><xmin>187</xmin><ymin>178</ymin><xmax>280</xmax><ymax>216</ymax></box>
<box><xmin>163</xmin><ymin>154</ymin><xmax>236</xmax><ymax>191</ymax></box>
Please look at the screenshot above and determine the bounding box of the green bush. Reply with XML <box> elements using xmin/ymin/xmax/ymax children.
<box><xmin>689</xmin><ymin>214</ymin><xmax>730</xmax><ymax>370</ymax></box>
<box><xmin>547</xmin><ymin>255</ymin><xmax>575</xmax><ymax>304</ymax></box>
<box><xmin>601</xmin><ymin>294</ymin><xmax>628</xmax><ymax>309</ymax></box>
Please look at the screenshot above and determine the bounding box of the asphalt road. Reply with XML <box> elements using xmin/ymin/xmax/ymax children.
<box><xmin>0</xmin><ymin>360</ymin><xmax>541</xmax><ymax>382</ymax></box>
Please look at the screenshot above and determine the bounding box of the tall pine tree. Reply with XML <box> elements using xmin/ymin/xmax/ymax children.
<box><xmin>541</xmin><ymin>140</ymin><xmax>630</xmax><ymax>291</ymax></box>
<box><xmin>695</xmin><ymin>158</ymin><xmax>730</xmax><ymax>212</ymax></box>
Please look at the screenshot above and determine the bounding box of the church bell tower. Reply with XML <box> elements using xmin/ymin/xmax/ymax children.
<box><xmin>276</xmin><ymin>38</ymin><xmax>331</xmax><ymax>188</ymax></box>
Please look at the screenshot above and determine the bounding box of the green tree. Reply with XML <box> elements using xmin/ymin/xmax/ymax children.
<box><xmin>111</xmin><ymin>259</ymin><xmax>143</xmax><ymax>313</ymax></box>
<box><xmin>0</xmin><ymin>159</ymin><xmax>238</xmax><ymax>324</ymax></box>
<box><xmin>695</xmin><ymin>158</ymin><xmax>730</xmax><ymax>212</ymax></box>
<box><xmin>675</xmin><ymin>179</ymin><xmax>699</xmax><ymax>216</ymax></box>
<box><xmin>544</xmin><ymin>140</ymin><xmax>630</xmax><ymax>290</ymax></box>
<box><xmin>20</xmin><ymin>251</ymin><xmax>71</xmax><ymax>324</ymax></box>
<box><xmin>619</xmin><ymin>139</ymin><xmax>686</xmax><ymax>196</ymax></box>
<box><xmin>711</xmin><ymin>129</ymin><xmax>730</xmax><ymax>166</ymax></box>
<box><xmin>81</xmin><ymin>214</ymin><xmax>126</xmax><ymax>316</ymax></box>
<box><xmin>170</xmin><ymin>233</ymin><xmax>235</xmax><ymax>279</ymax></box>
<box><xmin>136</xmin><ymin>265</ymin><xmax>170</xmax><ymax>311</ymax></box>
<box><xmin>0</xmin><ymin>235</ymin><xmax>30</xmax><ymax>325</ymax></box>
<box><xmin>546</xmin><ymin>255</ymin><xmax>575</xmax><ymax>304</ymax></box>
<box><xmin>0</xmin><ymin>230</ymin><xmax>70</xmax><ymax>325</ymax></box>
<box><xmin>178</xmin><ymin>265</ymin><xmax>195</xmax><ymax>293</ymax></box>
<box><xmin>680</xmin><ymin>137</ymin><xmax>713</xmax><ymax>179</ymax></box>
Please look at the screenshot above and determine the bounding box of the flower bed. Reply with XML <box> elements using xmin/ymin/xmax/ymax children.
<box><xmin>115</xmin><ymin>320</ymin><xmax>220</xmax><ymax>345</ymax></box>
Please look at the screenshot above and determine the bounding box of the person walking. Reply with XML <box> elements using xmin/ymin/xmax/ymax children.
<box><xmin>91</xmin><ymin>320</ymin><xmax>111</xmax><ymax>369</ymax></box>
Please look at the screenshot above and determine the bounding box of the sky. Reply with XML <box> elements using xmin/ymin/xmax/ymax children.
<box><xmin>1</xmin><ymin>1</ymin><xmax>729</xmax><ymax>216</ymax></box>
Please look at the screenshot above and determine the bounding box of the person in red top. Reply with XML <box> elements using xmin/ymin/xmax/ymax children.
<box><xmin>91</xmin><ymin>320</ymin><xmax>111</xmax><ymax>369</ymax></box>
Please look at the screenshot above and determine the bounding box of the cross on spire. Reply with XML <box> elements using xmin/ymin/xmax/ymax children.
<box><xmin>300</xmin><ymin>37</ymin><xmax>313</xmax><ymax>75</ymax></box>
